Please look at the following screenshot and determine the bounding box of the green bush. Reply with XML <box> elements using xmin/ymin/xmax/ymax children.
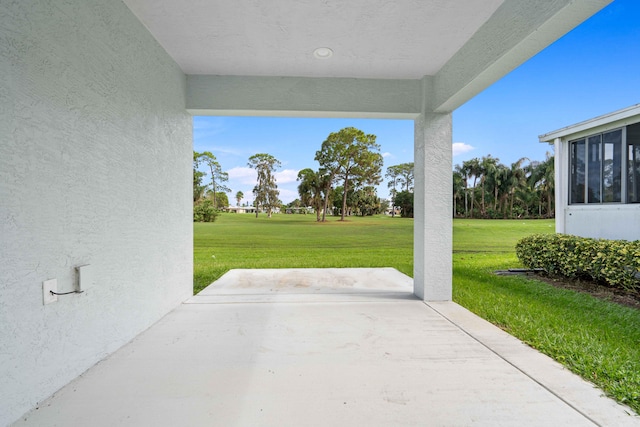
<box><xmin>194</xmin><ymin>199</ymin><xmax>219</xmax><ymax>222</ymax></box>
<box><xmin>516</xmin><ymin>234</ymin><xmax>640</xmax><ymax>294</ymax></box>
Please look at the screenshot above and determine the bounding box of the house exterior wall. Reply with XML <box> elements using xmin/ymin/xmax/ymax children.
<box><xmin>545</xmin><ymin>108</ymin><xmax>640</xmax><ymax>242</ymax></box>
<box><xmin>0</xmin><ymin>1</ymin><xmax>192</xmax><ymax>424</ymax></box>
<box><xmin>563</xmin><ymin>205</ymin><xmax>640</xmax><ymax>241</ymax></box>
<box><xmin>556</xmin><ymin>136</ymin><xmax>640</xmax><ymax>241</ymax></box>
<box><xmin>557</xmin><ymin>146</ymin><xmax>640</xmax><ymax>241</ymax></box>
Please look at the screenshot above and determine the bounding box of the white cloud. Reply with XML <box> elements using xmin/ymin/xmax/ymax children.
<box><xmin>227</xmin><ymin>166</ymin><xmax>256</xmax><ymax>185</ymax></box>
<box><xmin>278</xmin><ymin>188</ymin><xmax>299</xmax><ymax>203</ymax></box>
<box><xmin>452</xmin><ymin>142</ymin><xmax>474</xmax><ymax>157</ymax></box>
<box><xmin>275</xmin><ymin>169</ymin><xmax>299</xmax><ymax>184</ymax></box>
<box><xmin>382</xmin><ymin>152</ymin><xmax>392</xmax><ymax>158</ymax></box>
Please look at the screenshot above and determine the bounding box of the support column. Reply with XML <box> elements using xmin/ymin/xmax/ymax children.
<box><xmin>414</xmin><ymin>112</ymin><xmax>452</xmax><ymax>301</ymax></box>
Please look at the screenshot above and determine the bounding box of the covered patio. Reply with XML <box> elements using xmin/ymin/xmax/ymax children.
<box><xmin>14</xmin><ymin>269</ymin><xmax>638</xmax><ymax>426</ymax></box>
<box><xmin>1</xmin><ymin>0</ymin><xmax>625</xmax><ymax>424</ymax></box>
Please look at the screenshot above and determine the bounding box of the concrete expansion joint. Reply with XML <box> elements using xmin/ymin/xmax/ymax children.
<box><xmin>423</xmin><ymin>301</ymin><xmax>607</xmax><ymax>427</ymax></box>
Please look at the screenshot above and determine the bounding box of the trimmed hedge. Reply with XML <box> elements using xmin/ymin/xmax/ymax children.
<box><xmin>515</xmin><ymin>234</ymin><xmax>640</xmax><ymax>294</ymax></box>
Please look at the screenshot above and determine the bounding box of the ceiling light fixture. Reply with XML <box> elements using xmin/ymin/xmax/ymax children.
<box><xmin>313</xmin><ymin>47</ymin><xmax>333</xmax><ymax>59</ymax></box>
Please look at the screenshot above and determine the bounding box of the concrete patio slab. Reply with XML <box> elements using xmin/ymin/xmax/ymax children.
<box><xmin>13</xmin><ymin>268</ymin><xmax>640</xmax><ymax>426</ymax></box>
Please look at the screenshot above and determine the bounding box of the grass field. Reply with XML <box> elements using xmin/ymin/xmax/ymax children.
<box><xmin>194</xmin><ymin>213</ymin><xmax>640</xmax><ymax>414</ymax></box>
<box><xmin>194</xmin><ymin>213</ymin><xmax>413</xmax><ymax>293</ymax></box>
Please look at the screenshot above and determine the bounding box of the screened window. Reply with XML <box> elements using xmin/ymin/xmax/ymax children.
<box><xmin>603</xmin><ymin>130</ymin><xmax>622</xmax><ymax>202</ymax></box>
<box><xmin>569</xmin><ymin>128</ymin><xmax>623</xmax><ymax>204</ymax></box>
<box><xmin>570</xmin><ymin>139</ymin><xmax>585</xmax><ymax>204</ymax></box>
<box><xmin>587</xmin><ymin>134</ymin><xmax>601</xmax><ymax>202</ymax></box>
<box><xmin>628</xmin><ymin>123</ymin><xmax>640</xmax><ymax>203</ymax></box>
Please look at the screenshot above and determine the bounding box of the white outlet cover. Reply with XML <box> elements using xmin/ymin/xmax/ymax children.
<box><xmin>43</xmin><ymin>279</ymin><xmax>57</xmax><ymax>305</ymax></box>
<box><xmin>77</xmin><ymin>264</ymin><xmax>94</xmax><ymax>292</ymax></box>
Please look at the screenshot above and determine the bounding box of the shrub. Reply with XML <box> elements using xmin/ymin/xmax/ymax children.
<box><xmin>194</xmin><ymin>199</ymin><xmax>219</xmax><ymax>222</ymax></box>
<box><xmin>516</xmin><ymin>234</ymin><xmax>640</xmax><ymax>294</ymax></box>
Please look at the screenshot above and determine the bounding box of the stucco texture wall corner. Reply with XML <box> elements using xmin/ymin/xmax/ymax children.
<box><xmin>0</xmin><ymin>1</ymin><xmax>191</xmax><ymax>424</ymax></box>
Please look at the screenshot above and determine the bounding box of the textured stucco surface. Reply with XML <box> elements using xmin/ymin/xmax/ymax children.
<box><xmin>124</xmin><ymin>0</ymin><xmax>504</xmax><ymax>79</ymax></box>
<box><xmin>564</xmin><ymin>206</ymin><xmax>640</xmax><ymax>241</ymax></box>
<box><xmin>414</xmin><ymin>112</ymin><xmax>453</xmax><ymax>301</ymax></box>
<box><xmin>187</xmin><ymin>75</ymin><xmax>423</xmax><ymax>118</ymax></box>
<box><xmin>0</xmin><ymin>1</ymin><xmax>192</xmax><ymax>425</ymax></box>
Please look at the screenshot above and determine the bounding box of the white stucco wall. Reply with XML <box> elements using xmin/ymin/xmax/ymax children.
<box><xmin>0</xmin><ymin>1</ymin><xmax>192</xmax><ymax>424</ymax></box>
<box><xmin>564</xmin><ymin>205</ymin><xmax>640</xmax><ymax>241</ymax></box>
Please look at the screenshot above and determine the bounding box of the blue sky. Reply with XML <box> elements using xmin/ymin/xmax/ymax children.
<box><xmin>194</xmin><ymin>0</ymin><xmax>640</xmax><ymax>205</ymax></box>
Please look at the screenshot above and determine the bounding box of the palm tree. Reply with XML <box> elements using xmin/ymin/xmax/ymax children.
<box><xmin>540</xmin><ymin>154</ymin><xmax>555</xmax><ymax>217</ymax></box>
<box><xmin>453</xmin><ymin>155</ymin><xmax>552</xmax><ymax>219</ymax></box>
<box><xmin>508</xmin><ymin>157</ymin><xmax>528</xmax><ymax>218</ymax></box>
<box><xmin>235</xmin><ymin>191</ymin><xmax>244</xmax><ymax>206</ymax></box>
<box><xmin>527</xmin><ymin>154</ymin><xmax>554</xmax><ymax>217</ymax></box>
<box><xmin>496</xmin><ymin>166</ymin><xmax>514</xmax><ymax>216</ymax></box>
<box><xmin>479</xmin><ymin>155</ymin><xmax>498</xmax><ymax>216</ymax></box>
<box><xmin>462</xmin><ymin>158</ymin><xmax>481</xmax><ymax>218</ymax></box>
<box><xmin>488</xmin><ymin>163</ymin><xmax>509</xmax><ymax>213</ymax></box>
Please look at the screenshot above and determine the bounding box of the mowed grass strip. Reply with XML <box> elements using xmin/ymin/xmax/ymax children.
<box><xmin>194</xmin><ymin>214</ymin><xmax>640</xmax><ymax>414</ymax></box>
<box><xmin>453</xmin><ymin>218</ymin><xmax>555</xmax><ymax>252</ymax></box>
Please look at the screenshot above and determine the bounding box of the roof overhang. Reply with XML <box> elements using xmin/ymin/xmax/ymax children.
<box><xmin>123</xmin><ymin>0</ymin><xmax>613</xmax><ymax>116</ymax></box>
<box><xmin>539</xmin><ymin>103</ymin><xmax>640</xmax><ymax>143</ymax></box>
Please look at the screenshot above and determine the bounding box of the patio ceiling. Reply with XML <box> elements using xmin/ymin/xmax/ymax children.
<box><xmin>122</xmin><ymin>0</ymin><xmax>504</xmax><ymax>79</ymax></box>
<box><xmin>123</xmin><ymin>0</ymin><xmax>612</xmax><ymax>113</ymax></box>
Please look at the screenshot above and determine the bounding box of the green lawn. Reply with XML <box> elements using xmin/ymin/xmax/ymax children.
<box><xmin>194</xmin><ymin>213</ymin><xmax>413</xmax><ymax>293</ymax></box>
<box><xmin>194</xmin><ymin>213</ymin><xmax>640</xmax><ymax>414</ymax></box>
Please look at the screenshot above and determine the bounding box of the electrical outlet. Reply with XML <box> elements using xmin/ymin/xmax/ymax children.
<box><xmin>43</xmin><ymin>279</ymin><xmax>57</xmax><ymax>305</ymax></box>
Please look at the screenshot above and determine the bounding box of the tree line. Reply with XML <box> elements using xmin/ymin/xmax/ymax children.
<box><xmin>194</xmin><ymin>127</ymin><xmax>389</xmax><ymax>222</ymax></box>
<box><xmin>382</xmin><ymin>154</ymin><xmax>554</xmax><ymax>219</ymax></box>
<box><xmin>194</xmin><ymin>131</ymin><xmax>555</xmax><ymax>222</ymax></box>
<box><xmin>381</xmin><ymin>154</ymin><xmax>554</xmax><ymax>219</ymax></box>
<box><xmin>453</xmin><ymin>154</ymin><xmax>554</xmax><ymax>219</ymax></box>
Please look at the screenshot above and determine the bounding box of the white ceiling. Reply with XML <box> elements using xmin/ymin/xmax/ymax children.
<box><xmin>123</xmin><ymin>0</ymin><xmax>504</xmax><ymax>79</ymax></box>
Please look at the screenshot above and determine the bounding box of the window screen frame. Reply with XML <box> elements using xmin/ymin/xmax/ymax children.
<box><xmin>568</xmin><ymin>127</ymin><xmax>626</xmax><ymax>205</ymax></box>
